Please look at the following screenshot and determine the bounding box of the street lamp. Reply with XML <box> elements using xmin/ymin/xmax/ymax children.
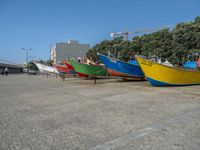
<box><xmin>22</xmin><ymin>48</ymin><xmax>32</xmax><ymax>66</ymax></box>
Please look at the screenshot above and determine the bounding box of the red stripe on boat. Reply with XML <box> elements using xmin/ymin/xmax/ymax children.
<box><xmin>76</xmin><ymin>72</ymin><xmax>88</xmax><ymax>77</ymax></box>
<box><xmin>53</xmin><ymin>64</ymin><xmax>71</xmax><ymax>74</ymax></box>
<box><xmin>62</xmin><ymin>60</ymin><xmax>75</xmax><ymax>70</ymax></box>
<box><xmin>107</xmin><ymin>68</ymin><xmax>128</xmax><ymax>77</ymax></box>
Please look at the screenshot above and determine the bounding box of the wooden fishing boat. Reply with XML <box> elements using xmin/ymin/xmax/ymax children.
<box><xmin>98</xmin><ymin>53</ymin><xmax>145</xmax><ymax>79</ymax></box>
<box><xmin>53</xmin><ymin>64</ymin><xmax>71</xmax><ymax>74</ymax></box>
<box><xmin>198</xmin><ymin>58</ymin><xmax>200</xmax><ymax>69</ymax></box>
<box><xmin>68</xmin><ymin>59</ymin><xmax>107</xmax><ymax>77</ymax></box>
<box><xmin>183</xmin><ymin>61</ymin><xmax>197</xmax><ymax>69</ymax></box>
<box><xmin>135</xmin><ymin>56</ymin><xmax>200</xmax><ymax>86</ymax></box>
<box><xmin>62</xmin><ymin>60</ymin><xmax>87</xmax><ymax>77</ymax></box>
<box><xmin>62</xmin><ymin>60</ymin><xmax>75</xmax><ymax>72</ymax></box>
<box><xmin>34</xmin><ymin>62</ymin><xmax>58</xmax><ymax>74</ymax></box>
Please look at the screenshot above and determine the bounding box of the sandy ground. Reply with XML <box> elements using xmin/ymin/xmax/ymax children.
<box><xmin>0</xmin><ymin>74</ymin><xmax>200</xmax><ymax>150</ymax></box>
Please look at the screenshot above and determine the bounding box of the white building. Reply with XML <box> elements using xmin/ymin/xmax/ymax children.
<box><xmin>51</xmin><ymin>40</ymin><xmax>90</xmax><ymax>63</ymax></box>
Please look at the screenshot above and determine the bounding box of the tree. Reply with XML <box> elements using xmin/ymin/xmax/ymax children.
<box><xmin>86</xmin><ymin>16</ymin><xmax>200</xmax><ymax>65</ymax></box>
<box><xmin>45</xmin><ymin>60</ymin><xmax>54</xmax><ymax>66</ymax></box>
<box><xmin>27</xmin><ymin>61</ymin><xmax>38</xmax><ymax>70</ymax></box>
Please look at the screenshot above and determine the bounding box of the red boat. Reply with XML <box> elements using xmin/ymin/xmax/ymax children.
<box><xmin>198</xmin><ymin>58</ymin><xmax>200</xmax><ymax>69</ymax></box>
<box><xmin>53</xmin><ymin>64</ymin><xmax>71</xmax><ymax>74</ymax></box>
<box><xmin>62</xmin><ymin>60</ymin><xmax>74</xmax><ymax>70</ymax></box>
<box><xmin>62</xmin><ymin>60</ymin><xmax>87</xmax><ymax>77</ymax></box>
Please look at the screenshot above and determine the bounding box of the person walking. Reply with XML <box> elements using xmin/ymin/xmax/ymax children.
<box><xmin>4</xmin><ymin>67</ymin><xmax>9</xmax><ymax>76</ymax></box>
<box><xmin>1</xmin><ymin>67</ymin><xmax>4</xmax><ymax>76</ymax></box>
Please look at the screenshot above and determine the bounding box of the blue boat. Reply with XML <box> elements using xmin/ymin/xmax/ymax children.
<box><xmin>98</xmin><ymin>53</ymin><xmax>145</xmax><ymax>79</ymax></box>
<box><xmin>183</xmin><ymin>61</ymin><xmax>197</xmax><ymax>69</ymax></box>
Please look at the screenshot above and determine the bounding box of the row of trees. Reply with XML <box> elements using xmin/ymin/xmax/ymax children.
<box><xmin>86</xmin><ymin>16</ymin><xmax>200</xmax><ymax>65</ymax></box>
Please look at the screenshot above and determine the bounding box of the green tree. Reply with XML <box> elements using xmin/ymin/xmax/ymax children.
<box><xmin>27</xmin><ymin>61</ymin><xmax>38</xmax><ymax>70</ymax></box>
<box><xmin>86</xmin><ymin>16</ymin><xmax>200</xmax><ymax>65</ymax></box>
<box><xmin>45</xmin><ymin>60</ymin><xmax>54</xmax><ymax>66</ymax></box>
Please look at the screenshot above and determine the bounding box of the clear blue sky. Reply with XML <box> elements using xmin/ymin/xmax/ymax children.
<box><xmin>0</xmin><ymin>0</ymin><xmax>199</xmax><ymax>63</ymax></box>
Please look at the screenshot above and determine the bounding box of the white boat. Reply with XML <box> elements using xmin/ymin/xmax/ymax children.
<box><xmin>34</xmin><ymin>62</ymin><xmax>58</xmax><ymax>74</ymax></box>
<box><xmin>157</xmin><ymin>59</ymin><xmax>173</xmax><ymax>67</ymax></box>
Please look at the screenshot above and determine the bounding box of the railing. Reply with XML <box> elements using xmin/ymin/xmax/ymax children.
<box><xmin>0</xmin><ymin>57</ymin><xmax>23</xmax><ymax>67</ymax></box>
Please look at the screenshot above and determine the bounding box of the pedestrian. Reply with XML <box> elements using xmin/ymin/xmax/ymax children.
<box><xmin>1</xmin><ymin>67</ymin><xmax>4</xmax><ymax>76</ymax></box>
<box><xmin>4</xmin><ymin>67</ymin><xmax>9</xmax><ymax>76</ymax></box>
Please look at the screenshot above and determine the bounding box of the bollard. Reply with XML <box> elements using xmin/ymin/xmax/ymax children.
<box><xmin>61</xmin><ymin>75</ymin><xmax>65</xmax><ymax>81</ymax></box>
<box><xmin>94</xmin><ymin>74</ymin><xmax>96</xmax><ymax>84</ymax></box>
<box><xmin>94</xmin><ymin>78</ymin><xmax>96</xmax><ymax>84</ymax></box>
<box><xmin>46</xmin><ymin>73</ymin><xmax>48</xmax><ymax>78</ymax></box>
<box><xmin>62</xmin><ymin>76</ymin><xmax>65</xmax><ymax>81</ymax></box>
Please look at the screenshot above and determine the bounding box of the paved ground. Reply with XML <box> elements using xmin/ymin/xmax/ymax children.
<box><xmin>0</xmin><ymin>74</ymin><xmax>200</xmax><ymax>150</ymax></box>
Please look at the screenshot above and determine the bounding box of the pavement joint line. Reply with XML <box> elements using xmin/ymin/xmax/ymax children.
<box><xmin>89</xmin><ymin>106</ymin><xmax>200</xmax><ymax>150</ymax></box>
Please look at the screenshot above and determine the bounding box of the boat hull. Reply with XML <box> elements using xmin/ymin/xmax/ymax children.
<box><xmin>69</xmin><ymin>59</ymin><xmax>107</xmax><ymax>76</ymax></box>
<box><xmin>53</xmin><ymin>64</ymin><xmax>71</xmax><ymax>74</ymax></box>
<box><xmin>135</xmin><ymin>56</ymin><xmax>200</xmax><ymax>86</ymax></box>
<box><xmin>183</xmin><ymin>61</ymin><xmax>197</xmax><ymax>69</ymax></box>
<box><xmin>62</xmin><ymin>60</ymin><xmax>75</xmax><ymax>70</ymax></box>
<box><xmin>63</xmin><ymin>60</ymin><xmax>87</xmax><ymax>77</ymax></box>
<box><xmin>198</xmin><ymin>58</ymin><xmax>200</xmax><ymax>69</ymax></box>
<box><xmin>98</xmin><ymin>53</ymin><xmax>144</xmax><ymax>78</ymax></box>
<box><xmin>34</xmin><ymin>62</ymin><xmax>58</xmax><ymax>74</ymax></box>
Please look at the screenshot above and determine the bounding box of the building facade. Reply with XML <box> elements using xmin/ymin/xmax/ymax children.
<box><xmin>51</xmin><ymin>40</ymin><xmax>90</xmax><ymax>63</ymax></box>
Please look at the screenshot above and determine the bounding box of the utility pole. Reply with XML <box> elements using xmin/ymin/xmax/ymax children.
<box><xmin>22</xmin><ymin>48</ymin><xmax>32</xmax><ymax>67</ymax></box>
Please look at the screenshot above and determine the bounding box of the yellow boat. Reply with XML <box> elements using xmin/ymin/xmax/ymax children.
<box><xmin>135</xmin><ymin>56</ymin><xmax>200</xmax><ymax>86</ymax></box>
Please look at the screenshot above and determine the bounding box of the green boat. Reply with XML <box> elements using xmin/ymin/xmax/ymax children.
<box><xmin>69</xmin><ymin>59</ymin><xmax>108</xmax><ymax>77</ymax></box>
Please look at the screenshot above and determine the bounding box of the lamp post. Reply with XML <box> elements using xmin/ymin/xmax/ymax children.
<box><xmin>22</xmin><ymin>48</ymin><xmax>32</xmax><ymax>67</ymax></box>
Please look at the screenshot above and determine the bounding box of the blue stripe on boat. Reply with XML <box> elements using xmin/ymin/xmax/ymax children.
<box><xmin>98</xmin><ymin>53</ymin><xmax>144</xmax><ymax>78</ymax></box>
<box><xmin>147</xmin><ymin>77</ymin><xmax>200</xmax><ymax>87</ymax></box>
